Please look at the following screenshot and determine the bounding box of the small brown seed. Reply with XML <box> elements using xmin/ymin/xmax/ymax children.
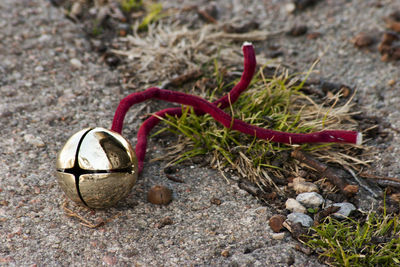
<box><xmin>352</xmin><ymin>32</ymin><xmax>375</xmax><ymax>48</ymax></box>
<box><xmin>287</xmin><ymin>24</ymin><xmax>308</xmax><ymax>37</ymax></box>
<box><xmin>119</xmin><ymin>29</ymin><xmax>127</xmax><ymax>37</ymax></box>
<box><xmin>156</xmin><ymin>216</ymin><xmax>173</xmax><ymax>229</ymax></box>
<box><xmin>210</xmin><ymin>197</ymin><xmax>222</xmax><ymax>205</ymax></box>
<box><xmin>306</xmin><ymin>32</ymin><xmax>322</xmax><ymax>40</ymax></box>
<box><xmin>269</xmin><ymin>214</ymin><xmax>286</xmax><ymax>233</ymax></box>
<box><xmin>147</xmin><ymin>185</ymin><xmax>172</xmax><ymax>205</ymax></box>
<box><xmin>343</xmin><ymin>184</ymin><xmax>359</xmax><ymax>197</ymax></box>
<box><xmin>380</xmin><ymin>32</ymin><xmax>399</xmax><ymax>47</ymax></box>
<box><xmin>221</xmin><ymin>250</ymin><xmax>230</xmax><ymax>257</ymax></box>
<box><xmin>386</xmin><ymin>20</ymin><xmax>400</xmax><ymax>33</ymax></box>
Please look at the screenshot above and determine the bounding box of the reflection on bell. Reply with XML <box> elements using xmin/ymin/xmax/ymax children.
<box><xmin>56</xmin><ymin>127</ymin><xmax>138</xmax><ymax>208</ymax></box>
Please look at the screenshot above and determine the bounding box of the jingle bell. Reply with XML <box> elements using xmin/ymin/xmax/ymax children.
<box><xmin>56</xmin><ymin>127</ymin><xmax>138</xmax><ymax>208</ymax></box>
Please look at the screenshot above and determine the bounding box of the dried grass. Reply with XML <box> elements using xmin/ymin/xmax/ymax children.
<box><xmin>111</xmin><ymin>22</ymin><xmax>279</xmax><ymax>84</ymax></box>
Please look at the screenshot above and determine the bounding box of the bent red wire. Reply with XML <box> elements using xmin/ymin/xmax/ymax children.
<box><xmin>113</xmin><ymin>42</ymin><xmax>256</xmax><ymax>171</ymax></box>
<box><xmin>111</xmin><ymin>87</ymin><xmax>361</xmax><ymax>172</ymax></box>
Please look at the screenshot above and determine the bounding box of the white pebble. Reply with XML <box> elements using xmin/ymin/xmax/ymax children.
<box><xmin>70</xmin><ymin>2</ymin><xmax>83</xmax><ymax>17</ymax></box>
<box><xmin>287</xmin><ymin>213</ymin><xmax>314</xmax><ymax>228</ymax></box>
<box><xmin>296</xmin><ymin>192</ymin><xmax>324</xmax><ymax>208</ymax></box>
<box><xmin>332</xmin><ymin>202</ymin><xmax>356</xmax><ymax>219</ymax></box>
<box><xmin>289</xmin><ymin>177</ymin><xmax>305</xmax><ymax>187</ymax></box>
<box><xmin>70</xmin><ymin>58</ymin><xmax>83</xmax><ymax>69</ymax></box>
<box><xmin>38</xmin><ymin>34</ymin><xmax>51</xmax><ymax>43</ymax></box>
<box><xmin>293</xmin><ymin>181</ymin><xmax>319</xmax><ymax>194</ymax></box>
<box><xmin>24</xmin><ymin>134</ymin><xmax>45</xmax><ymax>148</ymax></box>
<box><xmin>271</xmin><ymin>232</ymin><xmax>285</xmax><ymax>240</ymax></box>
<box><xmin>285</xmin><ymin>3</ymin><xmax>296</xmax><ymax>13</ymax></box>
<box><xmin>34</xmin><ymin>65</ymin><xmax>44</xmax><ymax>72</ymax></box>
<box><xmin>285</xmin><ymin>198</ymin><xmax>306</xmax><ymax>213</ymax></box>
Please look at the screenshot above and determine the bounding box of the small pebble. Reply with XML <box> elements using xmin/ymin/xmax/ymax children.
<box><xmin>296</xmin><ymin>192</ymin><xmax>324</xmax><ymax>208</ymax></box>
<box><xmin>285</xmin><ymin>3</ymin><xmax>296</xmax><ymax>13</ymax></box>
<box><xmin>156</xmin><ymin>216</ymin><xmax>173</xmax><ymax>229</ymax></box>
<box><xmin>13</xmin><ymin>72</ymin><xmax>21</xmax><ymax>80</ymax></box>
<box><xmin>70</xmin><ymin>2</ymin><xmax>83</xmax><ymax>18</ymax></box>
<box><xmin>24</xmin><ymin>134</ymin><xmax>45</xmax><ymax>148</ymax></box>
<box><xmin>287</xmin><ymin>24</ymin><xmax>308</xmax><ymax>36</ymax></box>
<box><xmin>70</xmin><ymin>58</ymin><xmax>83</xmax><ymax>69</ymax></box>
<box><xmin>269</xmin><ymin>214</ymin><xmax>286</xmax><ymax>233</ymax></box>
<box><xmin>293</xmin><ymin>181</ymin><xmax>319</xmax><ymax>194</ymax></box>
<box><xmin>388</xmin><ymin>79</ymin><xmax>396</xmax><ymax>86</ymax></box>
<box><xmin>331</xmin><ymin>202</ymin><xmax>356</xmax><ymax>219</ymax></box>
<box><xmin>34</xmin><ymin>65</ymin><xmax>44</xmax><ymax>72</ymax></box>
<box><xmin>210</xmin><ymin>197</ymin><xmax>222</xmax><ymax>205</ymax></box>
<box><xmin>285</xmin><ymin>198</ymin><xmax>306</xmax><ymax>213</ymax></box>
<box><xmin>102</xmin><ymin>255</ymin><xmax>117</xmax><ymax>265</ymax></box>
<box><xmin>271</xmin><ymin>232</ymin><xmax>285</xmax><ymax>240</ymax></box>
<box><xmin>291</xmin><ymin>177</ymin><xmax>305</xmax><ymax>186</ymax></box>
<box><xmin>287</xmin><ymin>213</ymin><xmax>314</xmax><ymax>228</ymax></box>
<box><xmin>38</xmin><ymin>34</ymin><xmax>51</xmax><ymax>43</ymax></box>
<box><xmin>352</xmin><ymin>32</ymin><xmax>375</xmax><ymax>48</ymax></box>
<box><xmin>255</xmin><ymin>207</ymin><xmax>268</xmax><ymax>214</ymax></box>
<box><xmin>221</xmin><ymin>249</ymin><xmax>230</xmax><ymax>258</ymax></box>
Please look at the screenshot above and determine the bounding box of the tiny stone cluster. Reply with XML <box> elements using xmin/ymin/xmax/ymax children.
<box><xmin>269</xmin><ymin>176</ymin><xmax>356</xmax><ymax>239</ymax></box>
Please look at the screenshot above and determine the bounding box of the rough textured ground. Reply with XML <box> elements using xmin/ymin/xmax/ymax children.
<box><xmin>0</xmin><ymin>0</ymin><xmax>399</xmax><ymax>266</ymax></box>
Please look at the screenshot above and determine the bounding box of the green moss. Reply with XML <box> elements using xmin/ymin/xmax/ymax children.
<box><xmin>120</xmin><ymin>0</ymin><xmax>143</xmax><ymax>13</ymax></box>
<box><xmin>138</xmin><ymin>3</ymin><xmax>163</xmax><ymax>31</ymax></box>
<box><xmin>91</xmin><ymin>20</ymin><xmax>103</xmax><ymax>37</ymax></box>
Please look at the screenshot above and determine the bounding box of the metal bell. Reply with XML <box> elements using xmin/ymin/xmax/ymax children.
<box><xmin>56</xmin><ymin>127</ymin><xmax>138</xmax><ymax>208</ymax></box>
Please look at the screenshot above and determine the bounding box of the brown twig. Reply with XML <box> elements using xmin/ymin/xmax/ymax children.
<box><xmin>283</xmin><ymin>221</ymin><xmax>308</xmax><ymax>241</ymax></box>
<box><xmin>359</xmin><ymin>172</ymin><xmax>400</xmax><ymax>188</ymax></box>
<box><xmin>238</xmin><ymin>179</ymin><xmax>277</xmax><ymax>202</ymax></box>
<box><xmin>313</xmin><ymin>206</ymin><xmax>340</xmax><ymax>225</ymax></box>
<box><xmin>294</xmin><ymin>243</ymin><xmax>313</xmax><ymax>256</ymax></box>
<box><xmin>375</xmin><ymin>180</ymin><xmax>400</xmax><ymax>189</ymax></box>
<box><xmin>291</xmin><ymin>150</ymin><xmax>358</xmax><ymax>197</ymax></box>
<box><xmin>360</xmin><ymin>172</ymin><xmax>400</xmax><ymax>183</ymax></box>
<box><xmin>165</xmin><ymin>174</ymin><xmax>185</xmax><ymax>183</ymax></box>
<box><xmin>197</xmin><ymin>9</ymin><xmax>218</xmax><ymax>24</ymax></box>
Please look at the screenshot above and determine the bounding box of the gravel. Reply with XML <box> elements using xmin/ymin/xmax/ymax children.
<box><xmin>331</xmin><ymin>202</ymin><xmax>356</xmax><ymax>219</ymax></box>
<box><xmin>1</xmin><ymin>0</ymin><xmax>399</xmax><ymax>266</ymax></box>
<box><xmin>296</xmin><ymin>192</ymin><xmax>324</xmax><ymax>208</ymax></box>
<box><xmin>287</xmin><ymin>213</ymin><xmax>314</xmax><ymax>228</ymax></box>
